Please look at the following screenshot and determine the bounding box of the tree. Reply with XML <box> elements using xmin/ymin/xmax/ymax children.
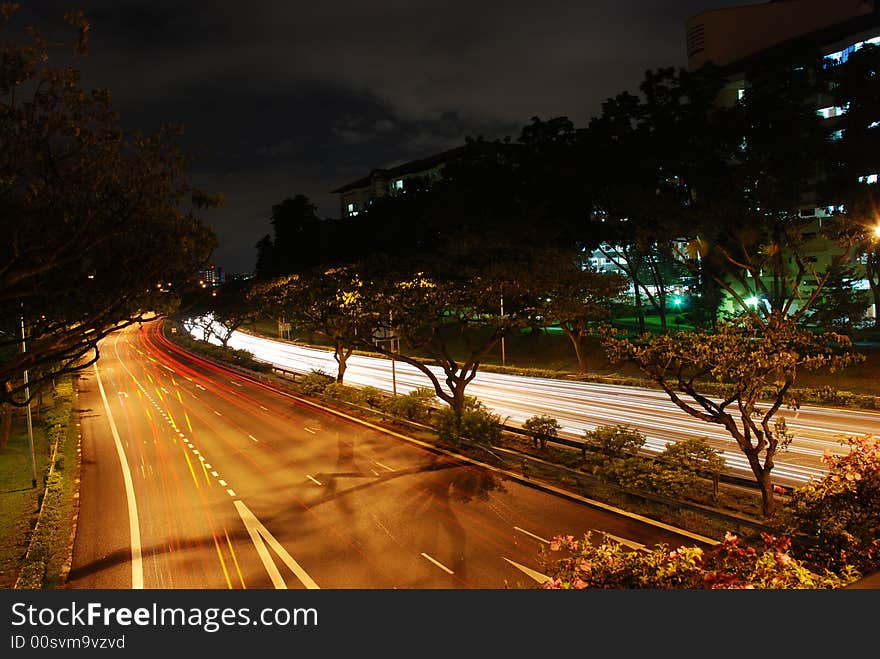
<box><xmin>252</xmin><ymin>266</ymin><xmax>373</xmax><ymax>383</ymax></box>
<box><xmin>603</xmin><ymin>314</ymin><xmax>859</xmax><ymax>518</ymax></box>
<box><xmin>360</xmin><ymin>264</ymin><xmax>528</xmax><ymax>413</ymax></box>
<box><xmin>0</xmin><ymin>6</ymin><xmax>219</xmax><ymax>407</ymax></box>
<box><xmin>808</xmin><ymin>262</ymin><xmax>869</xmax><ymax>333</ymax></box>
<box><xmin>179</xmin><ymin>277</ymin><xmax>262</xmax><ymax>348</ymax></box>
<box><xmin>530</xmin><ymin>251</ymin><xmax>627</xmax><ymax>373</ymax></box>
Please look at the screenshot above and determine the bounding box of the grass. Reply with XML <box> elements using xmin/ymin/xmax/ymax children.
<box><xmin>0</xmin><ymin>377</ymin><xmax>79</xmax><ymax>589</ymax></box>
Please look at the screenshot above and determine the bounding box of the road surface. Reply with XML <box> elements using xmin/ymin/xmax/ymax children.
<box><xmin>67</xmin><ymin>322</ymin><xmax>712</xmax><ymax>589</ymax></box>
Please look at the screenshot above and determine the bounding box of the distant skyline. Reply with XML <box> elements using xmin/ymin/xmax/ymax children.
<box><xmin>19</xmin><ymin>1</ymin><xmax>760</xmax><ymax>273</ymax></box>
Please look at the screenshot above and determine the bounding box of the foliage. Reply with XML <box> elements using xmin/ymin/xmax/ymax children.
<box><xmin>583</xmin><ymin>424</ymin><xmax>646</xmax><ymax>458</ymax></box>
<box><xmin>659</xmin><ymin>437</ymin><xmax>726</xmax><ymax>499</ymax></box>
<box><xmin>603</xmin><ymin>313</ymin><xmax>862</xmax><ymax>518</ymax></box>
<box><xmin>298</xmin><ymin>370</ymin><xmax>335</xmax><ymax>396</ymax></box>
<box><xmin>774</xmin><ymin>434</ymin><xmax>880</xmax><ymax>578</ymax></box>
<box><xmin>434</xmin><ymin>397</ymin><xmax>503</xmax><ymax>445</ymax></box>
<box><xmin>522</xmin><ymin>414</ymin><xmax>562</xmax><ymax>450</ymax></box>
<box><xmin>382</xmin><ymin>387</ymin><xmax>436</xmax><ymax>423</ymax></box>
<box><xmin>541</xmin><ymin>531</ymin><xmax>855</xmax><ymax>589</ymax></box>
<box><xmin>0</xmin><ymin>6</ymin><xmax>219</xmax><ymax>405</ymax></box>
<box><xmin>251</xmin><ymin>267</ymin><xmax>374</xmax><ymax>383</ymax></box>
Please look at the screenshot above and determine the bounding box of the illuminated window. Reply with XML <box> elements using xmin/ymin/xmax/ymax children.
<box><xmin>346</xmin><ymin>202</ymin><xmax>359</xmax><ymax>217</ymax></box>
<box><xmin>818</xmin><ymin>105</ymin><xmax>849</xmax><ymax>119</ymax></box>
<box><xmin>392</xmin><ymin>179</ymin><xmax>404</xmax><ymax>191</ymax></box>
<box><xmin>859</xmin><ymin>174</ymin><xmax>879</xmax><ymax>184</ymax></box>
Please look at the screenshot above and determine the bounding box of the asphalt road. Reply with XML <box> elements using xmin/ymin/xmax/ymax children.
<box><xmin>214</xmin><ymin>325</ymin><xmax>880</xmax><ymax>488</ymax></box>
<box><xmin>67</xmin><ymin>321</ymin><xmax>712</xmax><ymax>590</ymax></box>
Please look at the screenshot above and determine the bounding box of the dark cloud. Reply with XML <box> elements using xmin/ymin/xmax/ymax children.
<box><xmin>15</xmin><ymin>0</ymin><xmax>758</xmax><ymax>273</ymax></box>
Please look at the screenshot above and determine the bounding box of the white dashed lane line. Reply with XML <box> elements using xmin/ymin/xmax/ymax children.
<box><xmin>306</xmin><ymin>475</ymin><xmax>322</xmax><ymax>486</ymax></box>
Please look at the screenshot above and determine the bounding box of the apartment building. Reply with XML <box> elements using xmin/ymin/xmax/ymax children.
<box><xmin>686</xmin><ymin>0</ymin><xmax>880</xmax><ymax>321</ymax></box>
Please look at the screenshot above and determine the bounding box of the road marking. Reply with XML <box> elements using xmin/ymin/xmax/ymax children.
<box><xmin>502</xmin><ymin>557</ymin><xmax>550</xmax><ymax>584</ymax></box>
<box><xmin>211</xmin><ymin>471</ymin><xmax>219</xmax><ymax>477</ymax></box>
<box><xmin>259</xmin><ymin>405</ymin><xmax>268</xmax><ymax>411</ymax></box>
<box><xmin>234</xmin><ymin>500</ymin><xmax>319</xmax><ymax>589</ymax></box>
<box><xmin>306</xmin><ymin>475</ymin><xmax>322</xmax><ymax>486</ymax></box>
<box><xmin>94</xmin><ymin>363</ymin><xmax>144</xmax><ymax>589</ymax></box>
<box><xmin>514</xmin><ymin>527</ymin><xmax>550</xmax><ymax>544</ymax></box>
<box><xmin>375</xmin><ymin>461</ymin><xmax>395</xmax><ymax>472</ymax></box>
<box><xmin>219</xmin><ymin>479</ymin><xmax>227</xmax><ymax>487</ymax></box>
<box><xmin>421</xmin><ymin>552</ymin><xmax>454</xmax><ymax>574</ymax></box>
<box><xmin>195</xmin><ymin>384</ymin><xmax>206</xmax><ymax>391</ymax></box>
<box><xmin>303</xmin><ymin>427</ymin><xmax>316</xmax><ymax>434</ymax></box>
<box><xmin>226</xmin><ymin>489</ymin><xmax>237</xmax><ymax>497</ymax></box>
<box><xmin>595</xmin><ymin>530</ymin><xmax>647</xmax><ymax>552</ymax></box>
<box><xmin>205</xmin><ymin>463</ymin><xmax>212</xmax><ymax>469</ymax></box>
<box><xmin>248</xmin><ymin>434</ymin><xmax>258</xmax><ymax>442</ymax></box>
<box><xmin>231</xmin><ymin>381</ymin><xmax>242</xmax><ymax>387</ymax></box>
<box><xmin>214</xmin><ymin>410</ymin><xmax>222</xmax><ymax>417</ymax></box>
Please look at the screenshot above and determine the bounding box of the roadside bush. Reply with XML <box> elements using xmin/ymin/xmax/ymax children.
<box><xmin>523</xmin><ymin>414</ymin><xmax>562</xmax><ymax>450</ymax></box>
<box><xmin>298</xmin><ymin>370</ymin><xmax>335</xmax><ymax>396</ymax></box>
<box><xmin>599</xmin><ymin>457</ymin><xmax>695</xmax><ymax>499</ymax></box>
<box><xmin>773</xmin><ymin>434</ymin><xmax>880</xmax><ymax>578</ymax></box>
<box><xmin>383</xmin><ymin>387</ymin><xmax>436</xmax><ymax>423</ymax></box>
<box><xmin>323</xmin><ymin>382</ymin><xmax>367</xmax><ymax>406</ymax></box>
<box><xmin>584</xmin><ymin>424</ymin><xmax>646</xmax><ymax>458</ymax></box>
<box><xmin>435</xmin><ymin>397</ymin><xmax>503</xmax><ymax>445</ymax></box>
<box><xmin>540</xmin><ymin>531</ymin><xmax>855</xmax><ymax>589</ymax></box>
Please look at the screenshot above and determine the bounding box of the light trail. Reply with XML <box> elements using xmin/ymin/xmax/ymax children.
<box><xmin>185</xmin><ymin>321</ymin><xmax>879</xmax><ymax>487</ymax></box>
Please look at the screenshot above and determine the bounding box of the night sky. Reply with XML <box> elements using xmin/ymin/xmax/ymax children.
<box><xmin>20</xmin><ymin>1</ymin><xmax>758</xmax><ymax>274</ymax></box>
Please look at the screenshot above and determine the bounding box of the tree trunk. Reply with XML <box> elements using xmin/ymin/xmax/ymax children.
<box><xmin>563</xmin><ymin>327</ymin><xmax>588</xmax><ymax>373</ymax></box>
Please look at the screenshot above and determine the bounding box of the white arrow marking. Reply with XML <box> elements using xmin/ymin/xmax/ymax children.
<box><xmin>234</xmin><ymin>500</ymin><xmax>319</xmax><ymax>589</ymax></box>
<box><xmin>503</xmin><ymin>557</ymin><xmax>550</xmax><ymax>584</ymax></box>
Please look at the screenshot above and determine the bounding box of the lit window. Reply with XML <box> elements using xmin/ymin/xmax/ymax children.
<box><xmin>859</xmin><ymin>174</ymin><xmax>879</xmax><ymax>184</ymax></box>
<box><xmin>346</xmin><ymin>202</ymin><xmax>359</xmax><ymax>217</ymax></box>
<box><xmin>392</xmin><ymin>179</ymin><xmax>404</xmax><ymax>191</ymax></box>
<box><xmin>818</xmin><ymin>105</ymin><xmax>849</xmax><ymax>119</ymax></box>
<box><xmin>830</xmin><ymin>129</ymin><xmax>844</xmax><ymax>141</ymax></box>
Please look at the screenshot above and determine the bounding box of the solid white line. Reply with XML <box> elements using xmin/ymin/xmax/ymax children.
<box><xmin>514</xmin><ymin>527</ymin><xmax>550</xmax><ymax>544</ymax></box>
<box><xmin>421</xmin><ymin>552</ymin><xmax>454</xmax><ymax>574</ymax></box>
<box><xmin>94</xmin><ymin>363</ymin><xmax>144</xmax><ymax>589</ymax></box>
<box><xmin>306</xmin><ymin>475</ymin><xmax>322</xmax><ymax>486</ymax></box>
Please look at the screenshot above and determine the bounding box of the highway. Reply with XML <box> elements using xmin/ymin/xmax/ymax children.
<box><xmin>203</xmin><ymin>323</ymin><xmax>880</xmax><ymax>488</ymax></box>
<box><xmin>67</xmin><ymin>321</ymin><xmax>713</xmax><ymax>590</ymax></box>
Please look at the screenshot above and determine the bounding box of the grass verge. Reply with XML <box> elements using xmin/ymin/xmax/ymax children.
<box><xmin>0</xmin><ymin>376</ymin><xmax>79</xmax><ymax>589</ymax></box>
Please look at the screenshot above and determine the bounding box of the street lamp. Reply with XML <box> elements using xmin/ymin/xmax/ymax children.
<box><xmin>19</xmin><ymin>308</ymin><xmax>37</xmax><ymax>488</ymax></box>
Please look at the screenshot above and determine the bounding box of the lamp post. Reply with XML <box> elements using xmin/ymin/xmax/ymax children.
<box><xmin>500</xmin><ymin>290</ymin><xmax>506</xmax><ymax>367</ymax></box>
<box><xmin>20</xmin><ymin>309</ymin><xmax>37</xmax><ymax>488</ymax></box>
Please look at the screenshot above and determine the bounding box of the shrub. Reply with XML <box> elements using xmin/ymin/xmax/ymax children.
<box><xmin>298</xmin><ymin>370</ymin><xmax>335</xmax><ymax>396</ymax></box>
<box><xmin>383</xmin><ymin>387</ymin><xmax>436</xmax><ymax>423</ymax></box>
<box><xmin>523</xmin><ymin>414</ymin><xmax>562</xmax><ymax>450</ymax></box>
<box><xmin>540</xmin><ymin>531</ymin><xmax>855</xmax><ymax>589</ymax></box>
<box><xmin>435</xmin><ymin>397</ymin><xmax>503</xmax><ymax>445</ymax></box>
<box><xmin>584</xmin><ymin>424</ymin><xmax>646</xmax><ymax>458</ymax></box>
<box><xmin>774</xmin><ymin>434</ymin><xmax>880</xmax><ymax>578</ymax></box>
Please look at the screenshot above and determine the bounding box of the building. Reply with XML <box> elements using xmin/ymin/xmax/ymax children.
<box><xmin>198</xmin><ymin>265</ymin><xmax>224</xmax><ymax>288</ymax></box>
<box><xmin>685</xmin><ymin>0</ymin><xmax>880</xmax><ymax>322</ymax></box>
<box><xmin>331</xmin><ymin>145</ymin><xmax>471</xmax><ymax>219</ymax></box>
